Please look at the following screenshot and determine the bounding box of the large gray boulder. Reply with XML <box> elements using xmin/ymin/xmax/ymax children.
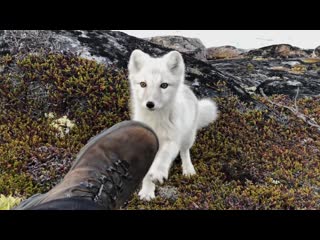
<box><xmin>146</xmin><ymin>35</ymin><xmax>207</xmax><ymax>61</ymax></box>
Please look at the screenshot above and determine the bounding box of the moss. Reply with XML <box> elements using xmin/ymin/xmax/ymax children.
<box><xmin>247</xmin><ymin>63</ymin><xmax>255</xmax><ymax>72</ymax></box>
<box><xmin>1</xmin><ymin>52</ymin><xmax>320</xmax><ymax>209</ymax></box>
<box><xmin>290</xmin><ymin>64</ymin><xmax>307</xmax><ymax>74</ymax></box>
<box><xmin>0</xmin><ymin>194</ymin><xmax>22</xmax><ymax>210</ymax></box>
<box><xmin>127</xmin><ymin>92</ymin><xmax>320</xmax><ymax>209</ymax></box>
<box><xmin>0</xmin><ymin>52</ymin><xmax>130</xmax><ymax>198</ymax></box>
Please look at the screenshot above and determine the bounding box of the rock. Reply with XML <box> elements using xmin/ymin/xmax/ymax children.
<box><xmin>246</xmin><ymin>44</ymin><xmax>309</xmax><ymax>59</ymax></box>
<box><xmin>56</xmin><ymin>31</ymin><xmax>254</xmax><ymax>102</ymax></box>
<box><xmin>1</xmin><ymin>31</ymin><xmax>318</xmax><ymax>100</ymax></box>
<box><xmin>256</xmin><ymin>78</ymin><xmax>320</xmax><ymax>98</ymax></box>
<box><xmin>206</xmin><ymin>46</ymin><xmax>245</xmax><ymax>60</ymax></box>
<box><xmin>147</xmin><ymin>35</ymin><xmax>207</xmax><ymax>61</ymax></box>
<box><xmin>208</xmin><ymin>57</ymin><xmax>320</xmax><ymax>98</ymax></box>
<box><xmin>158</xmin><ymin>186</ymin><xmax>179</xmax><ymax>201</ymax></box>
<box><xmin>2</xmin><ymin>30</ymin><xmax>317</xmax><ymax>113</ymax></box>
<box><xmin>315</xmin><ymin>46</ymin><xmax>320</xmax><ymax>57</ymax></box>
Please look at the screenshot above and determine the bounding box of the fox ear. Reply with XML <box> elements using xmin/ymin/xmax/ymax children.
<box><xmin>165</xmin><ymin>51</ymin><xmax>184</xmax><ymax>75</ymax></box>
<box><xmin>128</xmin><ymin>49</ymin><xmax>147</xmax><ymax>73</ymax></box>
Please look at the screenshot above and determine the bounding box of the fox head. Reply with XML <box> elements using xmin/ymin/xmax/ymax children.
<box><xmin>128</xmin><ymin>49</ymin><xmax>185</xmax><ymax>111</ymax></box>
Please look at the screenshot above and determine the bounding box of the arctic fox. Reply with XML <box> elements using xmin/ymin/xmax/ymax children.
<box><xmin>128</xmin><ymin>49</ymin><xmax>219</xmax><ymax>201</ymax></box>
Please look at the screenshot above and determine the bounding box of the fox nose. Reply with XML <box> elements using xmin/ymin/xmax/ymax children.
<box><xmin>146</xmin><ymin>101</ymin><xmax>155</xmax><ymax>109</ymax></box>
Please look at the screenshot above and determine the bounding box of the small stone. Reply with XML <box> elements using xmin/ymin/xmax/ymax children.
<box><xmin>158</xmin><ymin>186</ymin><xmax>179</xmax><ymax>201</ymax></box>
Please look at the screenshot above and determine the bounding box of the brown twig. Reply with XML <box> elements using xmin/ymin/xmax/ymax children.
<box><xmin>260</xmin><ymin>88</ymin><xmax>320</xmax><ymax>131</ymax></box>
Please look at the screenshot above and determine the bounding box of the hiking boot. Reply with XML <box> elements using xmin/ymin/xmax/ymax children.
<box><xmin>14</xmin><ymin>120</ymin><xmax>159</xmax><ymax>210</ymax></box>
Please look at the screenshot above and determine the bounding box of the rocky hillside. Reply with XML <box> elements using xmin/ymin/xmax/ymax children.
<box><xmin>0</xmin><ymin>30</ymin><xmax>319</xmax><ymax>209</ymax></box>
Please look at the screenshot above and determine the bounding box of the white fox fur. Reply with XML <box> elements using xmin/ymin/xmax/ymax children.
<box><xmin>128</xmin><ymin>49</ymin><xmax>218</xmax><ymax>201</ymax></box>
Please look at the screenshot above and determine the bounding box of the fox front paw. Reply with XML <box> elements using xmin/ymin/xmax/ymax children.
<box><xmin>138</xmin><ymin>188</ymin><xmax>155</xmax><ymax>201</ymax></box>
<box><xmin>183</xmin><ymin>165</ymin><xmax>196</xmax><ymax>177</ymax></box>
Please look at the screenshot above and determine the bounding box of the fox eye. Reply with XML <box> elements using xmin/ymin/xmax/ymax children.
<box><xmin>140</xmin><ymin>82</ymin><xmax>147</xmax><ymax>88</ymax></box>
<box><xmin>160</xmin><ymin>83</ymin><xmax>168</xmax><ymax>89</ymax></box>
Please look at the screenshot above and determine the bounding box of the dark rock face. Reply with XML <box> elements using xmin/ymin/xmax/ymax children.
<box><xmin>257</xmin><ymin>78</ymin><xmax>320</xmax><ymax>97</ymax></box>
<box><xmin>209</xmin><ymin>57</ymin><xmax>320</xmax><ymax>98</ymax></box>
<box><xmin>147</xmin><ymin>35</ymin><xmax>207</xmax><ymax>61</ymax></box>
<box><xmin>1</xmin><ymin>30</ymin><xmax>319</xmax><ymax>103</ymax></box>
<box><xmin>44</xmin><ymin>30</ymin><xmax>253</xmax><ymax>102</ymax></box>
